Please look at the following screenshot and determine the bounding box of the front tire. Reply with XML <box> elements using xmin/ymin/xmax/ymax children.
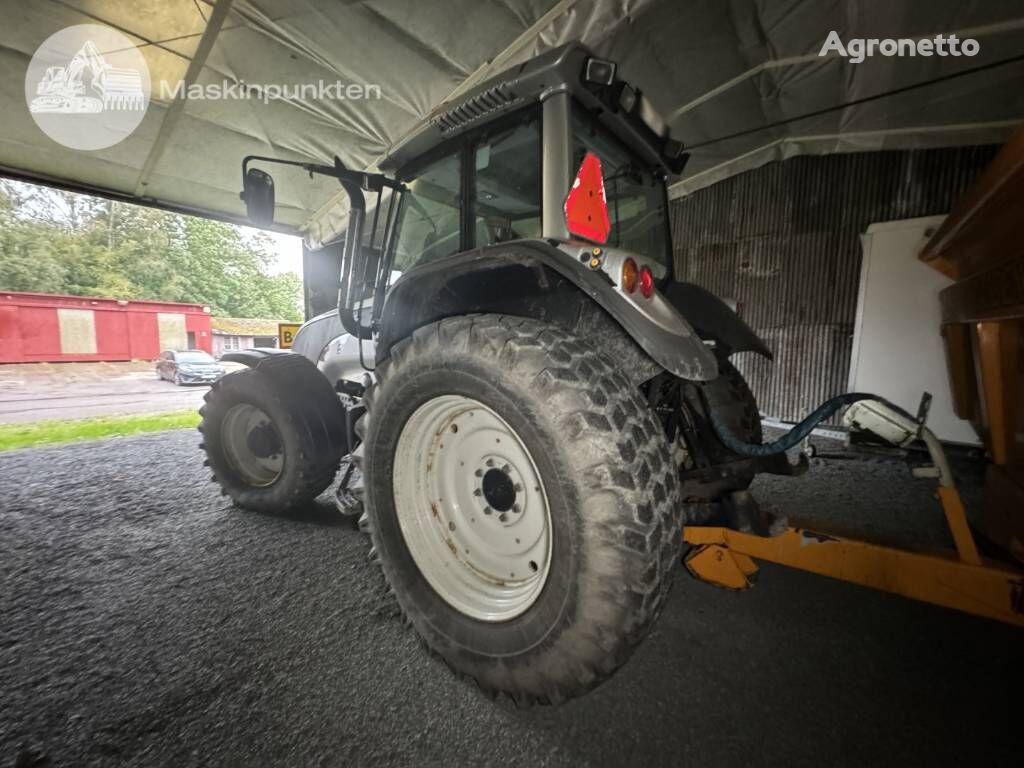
<box><xmin>360</xmin><ymin>315</ymin><xmax>682</xmax><ymax>704</ymax></box>
<box><xmin>199</xmin><ymin>354</ymin><xmax>346</xmax><ymax>512</ymax></box>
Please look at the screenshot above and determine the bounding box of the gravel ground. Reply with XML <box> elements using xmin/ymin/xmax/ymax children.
<box><xmin>0</xmin><ymin>430</ymin><xmax>1018</xmax><ymax>767</ymax></box>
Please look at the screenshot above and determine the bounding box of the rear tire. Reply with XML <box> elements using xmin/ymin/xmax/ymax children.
<box><xmin>359</xmin><ymin>315</ymin><xmax>682</xmax><ymax>704</ymax></box>
<box><xmin>199</xmin><ymin>354</ymin><xmax>346</xmax><ymax>512</ymax></box>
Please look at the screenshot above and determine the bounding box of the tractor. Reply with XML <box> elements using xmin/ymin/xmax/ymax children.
<box><xmin>200</xmin><ymin>43</ymin><xmax>801</xmax><ymax>704</ymax></box>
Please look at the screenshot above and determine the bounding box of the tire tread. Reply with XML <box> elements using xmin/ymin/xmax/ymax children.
<box><xmin>357</xmin><ymin>314</ymin><xmax>682</xmax><ymax>705</ymax></box>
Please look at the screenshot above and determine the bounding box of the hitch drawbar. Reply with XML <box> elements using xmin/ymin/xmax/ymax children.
<box><xmin>686</xmin><ymin>396</ymin><xmax>1024</xmax><ymax>627</ymax></box>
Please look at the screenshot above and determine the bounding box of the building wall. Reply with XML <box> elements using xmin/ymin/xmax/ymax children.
<box><xmin>0</xmin><ymin>292</ymin><xmax>212</xmax><ymax>363</ymax></box>
<box><xmin>670</xmin><ymin>146</ymin><xmax>999</xmax><ymax>423</ymax></box>
<box><xmin>213</xmin><ymin>334</ymin><xmax>254</xmax><ymax>358</ymax></box>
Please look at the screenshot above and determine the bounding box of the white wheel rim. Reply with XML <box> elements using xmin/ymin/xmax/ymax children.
<box><xmin>221</xmin><ymin>403</ymin><xmax>284</xmax><ymax>487</ymax></box>
<box><xmin>393</xmin><ymin>395</ymin><xmax>552</xmax><ymax>622</ymax></box>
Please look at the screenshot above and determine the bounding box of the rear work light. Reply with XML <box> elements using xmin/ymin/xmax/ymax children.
<box><xmin>639</xmin><ymin>266</ymin><xmax>655</xmax><ymax>298</ymax></box>
<box><xmin>584</xmin><ymin>57</ymin><xmax>617</xmax><ymax>86</ymax></box>
<box><xmin>621</xmin><ymin>258</ymin><xmax>638</xmax><ymax>293</ymax></box>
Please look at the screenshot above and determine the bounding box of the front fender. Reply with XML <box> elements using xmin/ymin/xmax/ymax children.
<box><xmin>378</xmin><ymin>240</ymin><xmax>718</xmax><ymax>381</ymax></box>
<box><xmin>219</xmin><ymin>348</ymin><xmax>289</xmax><ymax>367</ymax></box>
<box><xmin>290</xmin><ymin>309</ymin><xmax>343</xmax><ymax>364</ymax></box>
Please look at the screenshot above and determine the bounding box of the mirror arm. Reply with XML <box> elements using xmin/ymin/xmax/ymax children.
<box><xmin>240</xmin><ymin>155</ymin><xmax>404</xmax><ymax>345</ymax></box>
<box><xmin>241</xmin><ymin>155</ymin><xmax>402</xmax><ymax>192</ymax></box>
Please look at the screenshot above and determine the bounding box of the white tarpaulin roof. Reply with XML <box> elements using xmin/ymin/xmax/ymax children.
<box><xmin>2</xmin><ymin>0</ymin><xmax>1023</xmax><ymax>243</ymax></box>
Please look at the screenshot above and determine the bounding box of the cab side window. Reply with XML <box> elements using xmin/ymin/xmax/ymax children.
<box><xmin>392</xmin><ymin>152</ymin><xmax>462</xmax><ymax>272</ymax></box>
<box><xmin>473</xmin><ymin>119</ymin><xmax>542</xmax><ymax>246</ymax></box>
<box><xmin>388</xmin><ymin>111</ymin><xmax>542</xmax><ymax>276</ymax></box>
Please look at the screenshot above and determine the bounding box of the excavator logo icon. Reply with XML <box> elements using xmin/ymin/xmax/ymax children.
<box><xmin>26</xmin><ymin>25</ymin><xmax>150</xmax><ymax>151</ymax></box>
<box><xmin>30</xmin><ymin>40</ymin><xmax>146</xmax><ymax>115</ymax></box>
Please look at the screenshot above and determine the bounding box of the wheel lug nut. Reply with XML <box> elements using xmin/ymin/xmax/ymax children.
<box><xmin>498</xmin><ymin>512</ymin><xmax>508</xmax><ymax>522</ymax></box>
<box><xmin>475</xmin><ymin>469</ymin><xmax>483</xmax><ymax>477</ymax></box>
<box><xmin>514</xmin><ymin>483</ymin><xmax>522</xmax><ymax>492</ymax></box>
<box><xmin>473</xmin><ymin>488</ymin><xmax>482</xmax><ymax>497</ymax></box>
<box><xmin>502</xmin><ymin>464</ymin><xmax>510</xmax><ymax>474</ymax></box>
<box><xmin>483</xmin><ymin>507</ymin><xmax>492</xmax><ymax>515</ymax></box>
<box><xmin>486</xmin><ymin>459</ymin><xmax>494</xmax><ymax>468</ymax></box>
<box><xmin>513</xmin><ymin>504</ymin><xmax>520</xmax><ymax>514</ymax></box>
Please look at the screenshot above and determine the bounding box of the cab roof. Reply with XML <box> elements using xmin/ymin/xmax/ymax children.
<box><xmin>379</xmin><ymin>43</ymin><xmax>685</xmax><ymax>177</ymax></box>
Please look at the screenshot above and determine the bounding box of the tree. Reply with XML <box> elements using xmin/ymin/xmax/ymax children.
<box><xmin>0</xmin><ymin>180</ymin><xmax>303</xmax><ymax>320</ymax></box>
<box><xmin>0</xmin><ymin>184</ymin><xmax>68</xmax><ymax>293</ymax></box>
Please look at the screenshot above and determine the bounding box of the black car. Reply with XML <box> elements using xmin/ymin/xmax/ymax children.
<box><xmin>156</xmin><ymin>350</ymin><xmax>225</xmax><ymax>386</ymax></box>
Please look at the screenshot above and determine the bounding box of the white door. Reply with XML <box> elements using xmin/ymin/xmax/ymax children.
<box><xmin>850</xmin><ymin>216</ymin><xmax>979</xmax><ymax>445</ymax></box>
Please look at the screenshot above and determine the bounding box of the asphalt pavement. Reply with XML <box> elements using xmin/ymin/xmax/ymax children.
<box><xmin>0</xmin><ymin>363</ymin><xmax>245</xmax><ymax>424</ymax></box>
<box><xmin>0</xmin><ymin>430</ymin><xmax>1018</xmax><ymax>767</ymax></box>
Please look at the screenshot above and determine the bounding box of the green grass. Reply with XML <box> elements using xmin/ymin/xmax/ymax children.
<box><xmin>0</xmin><ymin>410</ymin><xmax>200</xmax><ymax>452</ymax></box>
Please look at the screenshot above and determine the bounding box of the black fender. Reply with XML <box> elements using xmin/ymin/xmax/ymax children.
<box><xmin>219</xmin><ymin>348</ymin><xmax>290</xmax><ymax>367</ymax></box>
<box><xmin>663</xmin><ymin>283</ymin><xmax>772</xmax><ymax>359</ymax></box>
<box><xmin>377</xmin><ymin>240</ymin><xmax>719</xmax><ymax>381</ymax></box>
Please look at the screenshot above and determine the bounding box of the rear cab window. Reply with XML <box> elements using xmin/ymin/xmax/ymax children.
<box><xmin>571</xmin><ymin>108</ymin><xmax>671</xmax><ymax>268</ymax></box>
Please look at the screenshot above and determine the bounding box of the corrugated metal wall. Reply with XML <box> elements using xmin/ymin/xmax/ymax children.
<box><xmin>670</xmin><ymin>146</ymin><xmax>999</xmax><ymax>423</ymax></box>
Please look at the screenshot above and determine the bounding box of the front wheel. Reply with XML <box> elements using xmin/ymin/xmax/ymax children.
<box><xmin>199</xmin><ymin>354</ymin><xmax>346</xmax><ymax>512</ymax></box>
<box><xmin>359</xmin><ymin>315</ymin><xmax>682</xmax><ymax>704</ymax></box>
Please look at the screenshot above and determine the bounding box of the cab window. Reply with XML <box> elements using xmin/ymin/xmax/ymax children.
<box><xmin>473</xmin><ymin>118</ymin><xmax>542</xmax><ymax>246</ymax></box>
<box><xmin>390</xmin><ymin>111</ymin><xmax>542</xmax><ymax>276</ymax></box>
<box><xmin>572</xmin><ymin>109</ymin><xmax>670</xmax><ymax>267</ymax></box>
<box><xmin>392</xmin><ymin>152</ymin><xmax>462</xmax><ymax>272</ymax></box>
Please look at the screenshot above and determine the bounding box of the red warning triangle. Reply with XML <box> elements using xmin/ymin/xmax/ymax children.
<box><xmin>564</xmin><ymin>152</ymin><xmax>611</xmax><ymax>244</ymax></box>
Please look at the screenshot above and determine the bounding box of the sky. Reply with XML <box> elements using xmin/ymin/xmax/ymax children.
<box><xmin>240</xmin><ymin>225</ymin><xmax>303</xmax><ymax>276</ymax></box>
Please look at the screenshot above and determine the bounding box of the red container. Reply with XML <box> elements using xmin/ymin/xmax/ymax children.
<box><xmin>0</xmin><ymin>291</ymin><xmax>212</xmax><ymax>363</ymax></box>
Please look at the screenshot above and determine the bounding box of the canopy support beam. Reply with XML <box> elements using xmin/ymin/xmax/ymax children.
<box><xmin>133</xmin><ymin>0</ymin><xmax>235</xmax><ymax>197</ymax></box>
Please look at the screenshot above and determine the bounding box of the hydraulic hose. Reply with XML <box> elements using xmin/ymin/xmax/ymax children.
<box><xmin>708</xmin><ymin>392</ymin><xmax>898</xmax><ymax>457</ymax></box>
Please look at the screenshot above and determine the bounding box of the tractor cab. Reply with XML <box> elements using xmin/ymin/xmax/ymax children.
<box><xmin>380</xmin><ymin>43</ymin><xmax>682</xmax><ymax>276</ymax></box>
<box><xmin>385</xmin><ymin>99</ymin><xmax>673</xmax><ymax>278</ymax></box>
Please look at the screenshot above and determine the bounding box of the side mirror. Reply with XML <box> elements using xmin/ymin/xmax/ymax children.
<box><xmin>240</xmin><ymin>168</ymin><xmax>275</xmax><ymax>226</ymax></box>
